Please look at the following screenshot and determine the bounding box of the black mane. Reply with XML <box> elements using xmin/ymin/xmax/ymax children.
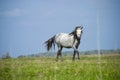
<box><xmin>69</xmin><ymin>26</ymin><xmax>82</xmax><ymax>39</ymax></box>
<box><xmin>69</xmin><ymin>26</ymin><xmax>81</xmax><ymax>35</ymax></box>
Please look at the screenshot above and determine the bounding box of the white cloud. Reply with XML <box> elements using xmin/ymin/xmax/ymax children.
<box><xmin>0</xmin><ymin>8</ymin><xmax>27</xmax><ymax>17</ymax></box>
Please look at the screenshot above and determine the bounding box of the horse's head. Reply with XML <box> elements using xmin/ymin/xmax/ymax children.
<box><xmin>69</xmin><ymin>26</ymin><xmax>83</xmax><ymax>38</ymax></box>
<box><xmin>75</xmin><ymin>26</ymin><xmax>83</xmax><ymax>38</ymax></box>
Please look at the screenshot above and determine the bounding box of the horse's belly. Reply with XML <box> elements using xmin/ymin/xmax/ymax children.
<box><xmin>60</xmin><ymin>38</ymin><xmax>73</xmax><ymax>47</ymax></box>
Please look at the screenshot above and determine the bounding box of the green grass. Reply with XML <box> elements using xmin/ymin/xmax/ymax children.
<box><xmin>0</xmin><ymin>54</ymin><xmax>120</xmax><ymax>80</ymax></box>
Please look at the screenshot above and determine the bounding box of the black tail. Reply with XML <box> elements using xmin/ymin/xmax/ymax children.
<box><xmin>44</xmin><ymin>36</ymin><xmax>55</xmax><ymax>51</ymax></box>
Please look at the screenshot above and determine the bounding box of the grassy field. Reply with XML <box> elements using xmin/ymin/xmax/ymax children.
<box><xmin>0</xmin><ymin>54</ymin><xmax>120</xmax><ymax>80</ymax></box>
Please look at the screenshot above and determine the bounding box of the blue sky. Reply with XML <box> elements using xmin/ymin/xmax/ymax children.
<box><xmin>0</xmin><ymin>0</ymin><xmax>120</xmax><ymax>57</ymax></box>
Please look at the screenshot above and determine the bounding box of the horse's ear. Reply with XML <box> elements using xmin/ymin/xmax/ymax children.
<box><xmin>81</xmin><ymin>26</ymin><xmax>83</xmax><ymax>29</ymax></box>
<box><xmin>81</xmin><ymin>27</ymin><xmax>83</xmax><ymax>29</ymax></box>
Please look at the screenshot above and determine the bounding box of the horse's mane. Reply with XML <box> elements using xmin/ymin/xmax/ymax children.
<box><xmin>69</xmin><ymin>31</ymin><xmax>75</xmax><ymax>35</ymax></box>
<box><xmin>69</xmin><ymin>26</ymin><xmax>80</xmax><ymax>35</ymax></box>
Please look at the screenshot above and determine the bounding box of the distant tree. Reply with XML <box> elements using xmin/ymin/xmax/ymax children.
<box><xmin>18</xmin><ymin>55</ymin><xmax>26</xmax><ymax>58</ymax></box>
<box><xmin>2</xmin><ymin>52</ymin><xmax>11</xmax><ymax>59</ymax></box>
<box><xmin>84</xmin><ymin>52</ymin><xmax>89</xmax><ymax>55</ymax></box>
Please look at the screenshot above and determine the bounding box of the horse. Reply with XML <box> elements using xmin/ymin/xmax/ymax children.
<box><xmin>44</xmin><ymin>26</ymin><xmax>83</xmax><ymax>61</ymax></box>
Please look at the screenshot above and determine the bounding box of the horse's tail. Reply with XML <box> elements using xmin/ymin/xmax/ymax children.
<box><xmin>44</xmin><ymin>36</ymin><xmax>55</xmax><ymax>51</ymax></box>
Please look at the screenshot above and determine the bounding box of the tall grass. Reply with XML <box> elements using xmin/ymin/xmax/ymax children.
<box><xmin>0</xmin><ymin>54</ymin><xmax>120</xmax><ymax>80</ymax></box>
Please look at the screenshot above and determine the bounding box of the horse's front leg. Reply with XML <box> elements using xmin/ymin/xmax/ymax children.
<box><xmin>77</xmin><ymin>51</ymin><xmax>80</xmax><ymax>60</ymax></box>
<box><xmin>72</xmin><ymin>50</ymin><xmax>76</xmax><ymax>61</ymax></box>
<box><xmin>73</xmin><ymin>46</ymin><xmax>80</xmax><ymax>60</ymax></box>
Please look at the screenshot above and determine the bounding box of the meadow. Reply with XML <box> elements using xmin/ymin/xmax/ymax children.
<box><xmin>0</xmin><ymin>53</ymin><xmax>120</xmax><ymax>80</ymax></box>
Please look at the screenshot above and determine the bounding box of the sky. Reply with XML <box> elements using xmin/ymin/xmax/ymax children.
<box><xmin>0</xmin><ymin>0</ymin><xmax>120</xmax><ymax>57</ymax></box>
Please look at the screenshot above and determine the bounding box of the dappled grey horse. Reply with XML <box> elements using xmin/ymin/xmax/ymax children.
<box><xmin>44</xmin><ymin>26</ymin><xmax>83</xmax><ymax>61</ymax></box>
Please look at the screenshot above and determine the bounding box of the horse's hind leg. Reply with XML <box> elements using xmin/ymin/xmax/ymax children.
<box><xmin>56</xmin><ymin>51</ymin><xmax>60</xmax><ymax>61</ymax></box>
<box><xmin>56</xmin><ymin>46</ymin><xmax>63</xmax><ymax>61</ymax></box>
<box><xmin>77</xmin><ymin>51</ymin><xmax>80</xmax><ymax>60</ymax></box>
<box><xmin>56</xmin><ymin>50</ymin><xmax>62</xmax><ymax>61</ymax></box>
